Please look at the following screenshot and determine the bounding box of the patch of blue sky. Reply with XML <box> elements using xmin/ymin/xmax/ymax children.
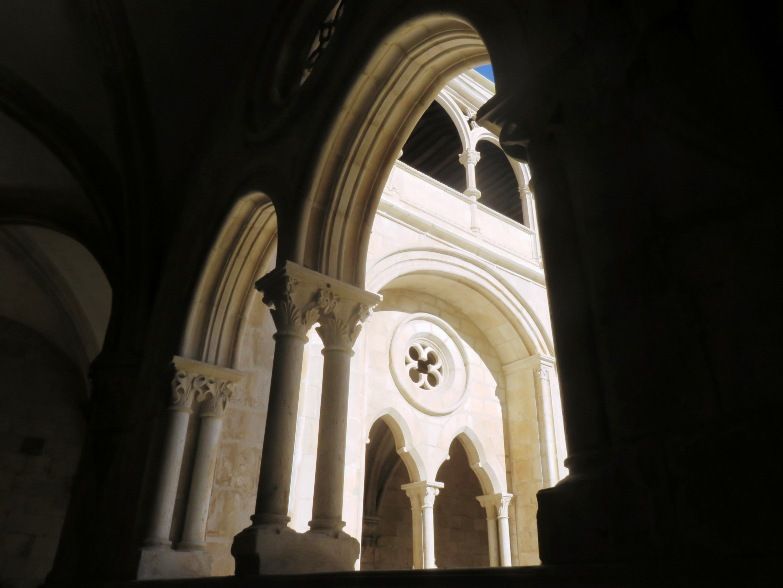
<box><xmin>474</xmin><ymin>64</ymin><xmax>494</xmax><ymax>82</ymax></box>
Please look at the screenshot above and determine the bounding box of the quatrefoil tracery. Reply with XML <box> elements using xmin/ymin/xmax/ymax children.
<box><xmin>405</xmin><ymin>342</ymin><xmax>443</xmax><ymax>390</ymax></box>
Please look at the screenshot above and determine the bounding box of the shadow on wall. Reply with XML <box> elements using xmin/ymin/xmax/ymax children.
<box><xmin>0</xmin><ymin>318</ymin><xmax>87</xmax><ymax>588</ymax></box>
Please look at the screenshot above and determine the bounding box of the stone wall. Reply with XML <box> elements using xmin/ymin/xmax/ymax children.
<box><xmin>0</xmin><ymin>318</ymin><xmax>85</xmax><ymax>588</ymax></box>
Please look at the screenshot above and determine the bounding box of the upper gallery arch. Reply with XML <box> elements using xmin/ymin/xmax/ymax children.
<box><xmin>295</xmin><ymin>13</ymin><xmax>489</xmax><ymax>287</ymax></box>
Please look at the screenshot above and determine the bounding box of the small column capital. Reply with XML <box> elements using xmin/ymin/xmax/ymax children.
<box><xmin>257</xmin><ymin>262</ymin><xmax>381</xmax><ymax>342</ymax></box>
<box><xmin>171</xmin><ymin>356</ymin><xmax>244</xmax><ymax>417</ymax></box>
<box><xmin>459</xmin><ymin>148</ymin><xmax>481</xmax><ymax>166</ymax></box>
<box><xmin>169</xmin><ymin>370</ymin><xmax>198</xmax><ymax>412</ymax></box>
<box><xmin>314</xmin><ymin>285</ymin><xmax>380</xmax><ymax>352</ymax></box>
<box><xmin>476</xmin><ymin>493</ymin><xmax>513</xmax><ymax>517</ymax></box>
<box><xmin>197</xmin><ymin>380</ymin><xmax>233</xmax><ymax>417</ymax></box>
<box><xmin>255</xmin><ymin>262</ymin><xmax>323</xmax><ymax>337</ymax></box>
<box><xmin>402</xmin><ymin>481</ymin><xmax>444</xmax><ymax>508</ymax></box>
<box><xmin>497</xmin><ymin>493</ymin><xmax>513</xmax><ymax>518</ymax></box>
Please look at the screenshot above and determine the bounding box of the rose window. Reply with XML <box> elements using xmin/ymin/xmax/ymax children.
<box><xmin>405</xmin><ymin>342</ymin><xmax>442</xmax><ymax>390</ymax></box>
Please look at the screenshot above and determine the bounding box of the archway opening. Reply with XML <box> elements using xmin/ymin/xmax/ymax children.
<box><xmin>434</xmin><ymin>438</ymin><xmax>489</xmax><ymax>568</ymax></box>
<box><xmin>157</xmin><ymin>192</ymin><xmax>279</xmax><ymax>576</ymax></box>
<box><xmin>359</xmin><ymin>63</ymin><xmax>564</xmax><ymax>568</ymax></box>
<box><xmin>399</xmin><ymin>100</ymin><xmax>466</xmax><ymax>193</ymax></box>
<box><xmin>360</xmin><ymin>419</ymin><xmax>413</xmax><ymax>570</ymax></box>
<box><xmin>476</xmin><ymin>139</ymin><xmax>525</xmax><ymax>224</ymax></box>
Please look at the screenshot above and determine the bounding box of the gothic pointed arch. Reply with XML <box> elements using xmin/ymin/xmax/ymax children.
<box><xmin>180</xmin><ymin>192</ymin><xmax>278</xmax><ymax>367</ymax></box>
<box><xmin>297</xmin><ymin>14</ymin><xmax>489</xmax><ymax>286</ymax></box>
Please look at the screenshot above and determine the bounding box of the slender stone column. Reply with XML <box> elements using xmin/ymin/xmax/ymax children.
<box><xmin>496</xmin><ymin>494</ymin><xmax>513</xmax><ymax>567</ymax></box>
<box><xmin>534</xmin><ymin>358</ymin><xmax>560</xmax><ymax>486</ymax></box>
<box><xmin>409</xmin><ymin>501</ymin><xmax>424</xmax><ymax>570</ymax></box>
<box><xmin>402</xmin><ymin>481</ymin><xmax>443</xmax><ymax>569</ymax></box>
<box><xmin>179</xmin><ymin>376</ymin><xmax>236</xmax><ymax>550</ymax></box>
<box><xmin>309</xmin><ymin>287</ymin><xmax>378</xmax><ymax>535</ymax></box>
<box><xmin>459</xmin><ymin>148</ymin><xmax>481</xmax><ymax>233</ymax></box>
<box><xmin>142</xmin><ymin>362</ymin><xmax>198</xmax><ymax>547</ymax></box>
<box><xmin>252</xmin><ymin>265</ymin><xmax>322</xmax><ymax>524</ymax></box>
<box><xmin>233</xmin><ymin>262</ymin><xmax>377</xmax><ymax>574</ymax></box>
<box><xmin>232</xmin><ymin>262</ymin><xmax>323</xmax><ymax>573</ymax></box>
<box><xmin>519</xmin><ymin>183</ymin><xmax>542</xmax><ymax>263</ymax></box>
<box><xmin>476</xmin><ymin>495</ymin><xmax>499</xmax><ymax>567</ymax></box>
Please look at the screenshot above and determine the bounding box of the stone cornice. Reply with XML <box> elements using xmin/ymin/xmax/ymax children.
<box><xmin>502</xmin><ymin>353</ymin><xmax>556</xmax><ymax>375</ymax></box>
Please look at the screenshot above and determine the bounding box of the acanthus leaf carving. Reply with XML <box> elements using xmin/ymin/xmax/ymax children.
<box><xmin>198</xmin><ymin>379</ymin><xmax>234</xmax><ymax>418</ymax></box>
<box><xmin>170</xmin><ymin>370</ymin><xmax>197</xmax><ymax>411</ymax></box>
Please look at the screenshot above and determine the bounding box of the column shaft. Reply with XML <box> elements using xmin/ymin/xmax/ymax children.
<box><xmin>422</xmin><ymin>502</ymin><xmax>436</xmax><ymax>569</ymax></box>
<box><xmin>460</xmin><ymin>148</ymin><xmax>481</xmax><ymax>233</ymax></box>
<box><xmin>403</xmin><ymin>482</ymin><xmax>441</xmax><ymax>570</ymax></box>
<box><xmin>253</xmin><ymin>331</ymin><xmax>308</xmax><ymax>524</ymax></box>
<box><xmin>309</xmin><ymin>346</ymin><xmax>352</xmax><ymax>532</ymax></box>
<box><xmin>143</xmin><ymin>407</ymin><xmax>191</xmax><ymax>546</ymax></box>
<box><xmin>534</xmin><ymin>361</ymin><xmax>559</xmax><ymax>486</ymax></box>
<box><xmin>496</xmin><ymin>494</ymin><xmax>513</xmax><ymax>567</ymax></box>
<box><xmin>410</xmin><ymin>503</ymin><xmax>423</xmax><ymax>569</ymax></box>
<box><xmin>179</xmin><ymin>415</ymin><xmax>224</xmax><ymax>549</ymax></box>
<box><xmin>486</xmin><ymin>515</ymin><xmax>499</xmax><ymax>567</ymax></box>
<box><xmin>497</xmin><ymin>515</ymin><xmax>511</xmax><ymax>566</ymax></box>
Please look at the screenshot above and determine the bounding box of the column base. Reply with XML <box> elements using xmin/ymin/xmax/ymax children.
<box><xmin>232</xmin><ymin>524</ymin><xmax>359</xmax><ymax>575</ymax></box>
<box><xmin>137</xmin><ymin>545</ymin><xmax>212</xmax><ymax>579</ymax></box>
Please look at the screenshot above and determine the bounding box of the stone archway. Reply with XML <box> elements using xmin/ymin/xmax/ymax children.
<box><xmin>360</xmin><ymin>418</ymin><xmax>414</xmax><ymax>570</ymax></box>
<box><xmin>297</xmin><ymin>14</ymin><xmax>489</xmax><ymax>286</ymax></box>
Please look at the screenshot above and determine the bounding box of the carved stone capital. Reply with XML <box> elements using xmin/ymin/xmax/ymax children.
<box><xmin>459</xmin><ymin>148</ymin><xmax>480</xmax><ymax>166</ymax></box>
<box><xmin>476</xmin><ymin>493</ymin><xmax>514</xmax><ymax>519</ymax></box>
<box><xmin>197</xmin><ymin>379</ymin><xmax>234</xmax><ymax>418</ymax></box>
<box><xmin>255</xmin><ymin>263</ymin><xmax>322</xmax><ymax>338</ymax></box>
<box><xmin>258</xmin><ymin>262</ymin><xmax>380</xmax><ymax>347</ymax></box>
<box><xmin>170</xmin><ymin>370</ymin><xmax>198</xmax><ymax>412</ymax></box>
<box><xmin>171</xmin><ymin>356</ymin><xmax>244</xmax><ymax>417</ymax></box>
<box><xmin>401</xmin><ymin>481</ymin><xmax>444</xmax><ymax>510</ymax></box>
<box><xmin>313</xmin><ymin>280</ymin><xmax>379</xmax><ymax>352</ymax></box>
<box><xmin>497</xmin><ymin>493</ymin><xmax>513</xmax><ymax>518</ymax></box>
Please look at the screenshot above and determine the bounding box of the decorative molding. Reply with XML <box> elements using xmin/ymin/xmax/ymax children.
<box><xmin>389</xmin><ymin>314</ymin><xmax>469</xmax><ymax>416</ymax></box>
<box><xmin>197</xmin><ymin>380</ymin><xmax>233</xmax><ymax>418</ymax></box>
<box><xmin>401</xmin><ymin>481</ymin><xmax>444</xmax><ymax>509</ymax></box>
<box><xmin>171</xmin><ymin>356</ymin><xmax>243</xmax><ymax>415</ymax></box>
<box><xmin>476</xmin><ymin>493</ymin><xmax>513</xmax><ymax>518</ymax></box>
<box><xmin>170</xmin><ymin>370</ymin><xmax>198</xmax><ymax>412</ymax></box>
<box><xmin>257</xmin><ymin>261</ymin><xmax>379</xmax><ymax>345</ymax></box>
<box><xmin>459</xmin><ymin>148</ymin><xmax>481</xmax><ymax>166</ymax></box>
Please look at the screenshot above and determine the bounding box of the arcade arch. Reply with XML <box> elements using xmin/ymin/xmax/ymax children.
<box><xmin>141</xmin><ymin>13</ymin><xmax>563</xmax><ymax>578</ymax></box>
